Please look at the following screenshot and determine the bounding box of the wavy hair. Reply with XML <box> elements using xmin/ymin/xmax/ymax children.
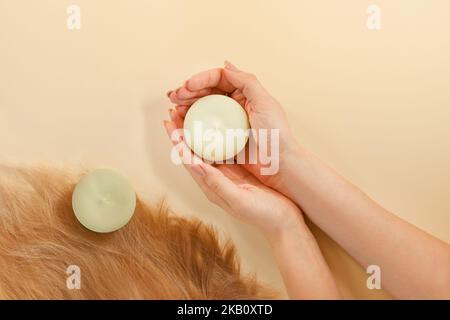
<box><xmin>0</xmin><ymin>166</ymin><xmax>274</xmax><ymax>299</ymax></box>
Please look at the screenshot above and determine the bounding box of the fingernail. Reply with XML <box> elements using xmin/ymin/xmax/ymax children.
<box><xmin>191</xmin><ymin>164</ymin><xmax>206</xmax><ymax>177</ymax></box>
<box><xmin>224</xmin><ymin>60</ymin><xmax>238</xmax><ymax>71</ymax></box>
<box><xmin>166</xmin><ymin>90</ymin><xmax>173</xmax><ymax>97</ymax></box>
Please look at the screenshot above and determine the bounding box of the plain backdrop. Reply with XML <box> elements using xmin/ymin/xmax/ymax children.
<box><xmin>1</xmin><ymin>0</ymin><xmax>449</xmax><ymax>299</ymax></box>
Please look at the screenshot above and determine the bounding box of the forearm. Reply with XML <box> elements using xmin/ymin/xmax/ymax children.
<box><xmin>267</xmin><ymin>216</ymin><xmax>340</xmax><ymax>299</ymax></box>
<box><xmin>281</xmin><ymin>146</ymin><xmax>450</xmax><ymax>299</ymax></box>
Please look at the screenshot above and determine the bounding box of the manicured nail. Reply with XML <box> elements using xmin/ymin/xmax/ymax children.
<box><xmin>224</xmin><ymin>60</ymin><xmax>238</xmax><ymax>71</ymax></box>
<box><xmin>191</xmin><ymin>164</ymin><xmax>206</xmax><ymax>177</ymax></box>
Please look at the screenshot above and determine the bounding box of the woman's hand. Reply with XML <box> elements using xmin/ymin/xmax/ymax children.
<box><xmin>167</xmin><ymin>61</ymin><xmax>300</xmax><ymax>193</ymax></box>
<box><xmin>163</xmin><ymin>118</ymin><xmax>303</xmax><ymax>241</ymax></box>
<box><xmin>164</xmin><ymin>70</ymin><xmax>341</xmax><ymax>299</ymax></box>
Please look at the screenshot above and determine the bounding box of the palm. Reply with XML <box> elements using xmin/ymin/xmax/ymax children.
<box><xmin>214</xmin><ymin>163</ymin><xmax>258</xmax><ymax>187</ymax></box>
<box><xmin>213</xmin><ymin>162</ymin><xmax>297</xmax><ymax>230</ymax></box>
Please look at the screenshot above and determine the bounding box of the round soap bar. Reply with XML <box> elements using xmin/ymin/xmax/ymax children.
<box><xmin>183</xmin><ymin>94</ymin><xmax>250</xmax><ymax>162</ymax></box>
<box><xmin>72</xmin><ymin>169</ymin><xmax>136</xmax><ymax>233</ymax></box>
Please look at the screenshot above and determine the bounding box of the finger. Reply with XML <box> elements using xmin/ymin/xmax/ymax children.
<box><xmin>189</xmin><ymin>164</ymin><xmax>231</xmax><ymax>208</ymax></box>
<box><xmin>174</xmin><ymin>105</ymin><xmax>190</xmax><ymax>119</ymax></box>
<box><xmin>196</xmin><ymin>162</ymin><xmax>241</xmax><ymax>209</ymax></box>
<box><xmin>173</xmin><ymin>87</ymin><xmax>225</xmax><ymax>101</ymax></box>
<box><xmin>222</xmin><ymin>67</ymin><xmax>271</xmax><ymax>106</ymax></box>
<box><xmin>230</xmin><ymin>89</ymin><xmax>247</xmax><ymax>109</ymax></box>
<box><xmin>168</xmin><ymin>108</ymin><xmax>184</xmax><ymax>129</ymax></box>
<box><xmin>164</xmin><ymin>119</ymin><xmax>205</xmax><ymax>178</ymax></box>
<box><xmin>168</xmin><ymin>91</ymin><xmax>199</xmax><ymax>106</ymax></box>
<box><xmin>163</xmin><ymin>119</ymin><xmax>186</xmax><ymax>150</ymax></box>
<box><xmin>163</xmin><ymin>120</ymin><xmax>229</xmax><ymax>208</ymax></box>
<box><xmin>185</xmin><ymin>68</ymin><xmax>236</xmax><ymax>93</ymax></box>
<box><xmin>224</xmin><ymin>60</ymin><xmax>239</xmax><ymax>71</ymax></box>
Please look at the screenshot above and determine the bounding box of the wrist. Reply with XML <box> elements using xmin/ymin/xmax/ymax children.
<box><xmin>263</xmin><ymin>209</ymin><xmax>308</xmax><ymax>245</ymax></box>
<box><xmin>282</xmin><ymin>138</ymin><xmax>312</xmax><ymax>168</ymax></box>
<box><xmin>268</xmin><ymin>142</ymin><xmax>305</xmax><ymax>194</ymax></box>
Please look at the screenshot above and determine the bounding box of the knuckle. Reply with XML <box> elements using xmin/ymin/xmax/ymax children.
<box><xmin>245</xmin><ymin>73</ymin><xmax>258</xmax><ymax>82</ymax></box>
<box><xmin>204</xmin><ymin>192</ymin><xmax>216</xmax><ymax>203</ymax></box>
<box><xmin>204</xmin><ymin>175</ymin><xmax>221</xmax><ymax>192</ymax></box>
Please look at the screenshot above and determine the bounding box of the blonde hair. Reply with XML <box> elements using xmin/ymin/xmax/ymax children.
<box><xmin>0</xmin><ymin>166</ymin><xmax>274</xmax><ymax>299</ymax></box>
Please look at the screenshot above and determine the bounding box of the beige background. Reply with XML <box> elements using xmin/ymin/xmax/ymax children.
<box><xmin>1</xmin><ymin>0</ymin><xmax>449</xmax><ymax>299</ymax></box>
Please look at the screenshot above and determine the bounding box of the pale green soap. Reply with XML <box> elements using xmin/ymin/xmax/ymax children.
<box><xmin>183</xmin><ymin>94</ymin><xmax>250</xmax><ymax>162</ymax></box>
<box><xmin>72</xmin><ymin>169</ymin><xmax>136</xmax><ymax>233</ymax></box>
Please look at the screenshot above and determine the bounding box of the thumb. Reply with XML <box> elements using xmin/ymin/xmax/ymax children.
<box><xmin>224</xmin><ymin>60</ymin><xmax>240</xmax><ymax>71</ymax></box>
<box><xmin>194</xmin><ymin>163</ymin><xmax>241</xmax><ymax>208</ymax></box>
<box><xmin>223</xmin><ymin>64</ymin><xmax>270</xmax><ymax>104</ymax></box>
